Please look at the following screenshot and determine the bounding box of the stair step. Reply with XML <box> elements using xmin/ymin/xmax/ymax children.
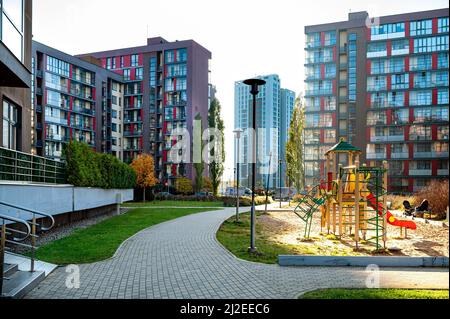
<box><xmin>1</xmin><ymin>270</ymin><xmax>45</xmax><ymax>299</ymax></box>
<box><xmin>3</xmin><ymin>263</ymin><xmax>19</xmax><ymax>277</ymax></box>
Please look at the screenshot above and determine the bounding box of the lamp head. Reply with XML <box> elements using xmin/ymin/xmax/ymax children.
<box><xmin>244</xmin><ymin>78</ymin><xmax>266</xmax><ymax>96</ymax></box>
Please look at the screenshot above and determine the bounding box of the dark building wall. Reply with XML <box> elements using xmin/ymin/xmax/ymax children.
<box><xmin>0</xmin><ymin>0</ymin><xmax>33</xmax><ymax>153</ymax></box>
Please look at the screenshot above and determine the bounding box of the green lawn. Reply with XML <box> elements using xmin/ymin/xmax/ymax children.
<box><xmin>217</xmin><ymin>213</ymin><xmax>302</xmax><ymax>264</ymax></box>
<box><xmin>122</xmin><ymin>201</ymin><xmax>224</xmax><ymax>208</ymax></box>
<box><xmin>301</xmin><ymin>289</ymin><xmax>449</xmax><ymax>299</ymax></box>
<box><xmin>34</xmin><ymin>207</ymin><xmax>218</xmax><ymax>265</ymax></box>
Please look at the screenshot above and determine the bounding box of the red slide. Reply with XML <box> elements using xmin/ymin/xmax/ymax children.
<box><xmin>366</xmin><ymin>193</ymin><xmax>417</xmax><ymax>230</ymax></box>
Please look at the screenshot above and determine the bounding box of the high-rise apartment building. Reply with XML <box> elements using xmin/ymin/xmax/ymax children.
<box><xmin>234</xmin><ymin>74</ymin><xmax>295</xmax><ymax>189</ymax></box>
<box><xmin>304</xmin><ymin>8</ymin><xmax>449</xmax><ymax>193</ymax></box>
<box><xmin>1</xmin><ymin>0</ymin><xmax>33</xmax><ymax>153</ymax></box>
<box><xmin>78</xmin><ymin>37</ymin><xmax>212</xmax><ymax>186</ymax></box>
<box><xmin>31</xmin><ymin>41</ymin><xmax>124</xmax><ymax>160</ymax></box>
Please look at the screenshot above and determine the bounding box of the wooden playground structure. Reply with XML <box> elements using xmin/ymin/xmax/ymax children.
<box><xmin>295</xmin><ymin>139</ymin><xmax>416</xmax><ymax>251</ymax></box>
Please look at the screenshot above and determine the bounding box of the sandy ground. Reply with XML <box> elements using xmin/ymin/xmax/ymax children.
<box><xmin>258</xmin><ymin>209</ymin><xmax>449</xmax><ymax>257</ymax></box>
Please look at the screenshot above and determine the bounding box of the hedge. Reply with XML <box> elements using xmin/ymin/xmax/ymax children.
<box><xmin>64</xmin><ymin>141</ymin><xmax>136</xmax><ymax>189</ymax></box>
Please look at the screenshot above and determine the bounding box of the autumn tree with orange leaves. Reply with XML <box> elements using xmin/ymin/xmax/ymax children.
<box><xmin>130</xmin><ymin>154</ymin><xmax>158</xmax><ymax>202</ymax></box>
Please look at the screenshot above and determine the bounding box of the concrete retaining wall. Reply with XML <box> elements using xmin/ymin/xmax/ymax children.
<box><xmin>278</xmin><ymin>255</ymin><xmax>449</xmax><ymax>268</ymax></box>
<box><xmin>0</xmin><ymin>182</ymin><xmax>133</xmax><ymax>223</ymax></box>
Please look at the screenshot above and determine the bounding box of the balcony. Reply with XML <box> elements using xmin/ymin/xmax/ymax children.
<box><xmin>339</xmin><ymin>63</ymin><xmax>347</xmax><ymax>70</ymax></box>
<box><xmin>305</xmin><ymin>41</ymin><xmax>322</xmax><ymax>49</ymax></box>
<box><xmin>414</xmin><ymin>152</ymin><xmax>432</xmax><ymax>158</ymax></box>
<box><xmin>409</xmin><ymin>169</ymin><xmax>432</xmax><ymax>176</ymax></box>
<box><xmin>437</xmin><ymin>169</ymin><xmax>449</xmax><ymax>176</ymax></box>
<box><xmin>36</xmin><ymin>105</ymin><xmax>43</xmax><ymax>113</ymax></box>
<box><xmin>391</xmin><ymin>152</ymin><xmax>409</xmax><ymax>159</ymax></box>
<box><xmin>339</xmin><ymin>46</ymin><xmax>347</xmax><ymax>55</ymax></box>
<box><xmin>36</xmin><ymin>87</ymin><xmax>43</xmax><ymax>95</ymax></box>
<box><xmin>36</xmin><ymin>69</ymin><xmax>43</xmax><ymax>78</ymax></box>
<box><xmin>124</xmin><ymin>131</ymin><xmax>143</xmax><ymax>137</ymax></box>
<box><xmin>339</xmin><ymin>79</ymin><xmax>347</xmax><ymax>87</ymax></box>
<box><xmin>124</xmin><ymin>118</ymin><xmax>143</xmax><ymax>123</ymax></box>
<box><xmin>366</xmin><ymin>152</ymin><xmax>387</xmax><ymax>160</ymax></box>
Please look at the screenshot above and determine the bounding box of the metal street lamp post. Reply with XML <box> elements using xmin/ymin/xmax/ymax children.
<box><xmin>233</xmin><ymin>129</ymin><xmax>243</xmax><ymax>223</ymax></box>
<box><xmin>244</xmin><ymin>78</ymin><xmax>266</xmax><ymax>254</ymax></box>
<box><xmin>279</xmin><ymin>159</ymin><xmax>282</xmax><ymax>208</ymax></box>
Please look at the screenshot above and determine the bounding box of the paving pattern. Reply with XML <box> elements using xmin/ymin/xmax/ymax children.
<box><xmin>25</xmin><ymin>207</ymin><xmax>449</xmax><ymax>299</ymax></box>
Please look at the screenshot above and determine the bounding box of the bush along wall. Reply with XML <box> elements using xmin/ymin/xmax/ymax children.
<box><xmin>64</xmin><ymin>141</ymin><xmax>136</xmax><ymax>189</ymax></box>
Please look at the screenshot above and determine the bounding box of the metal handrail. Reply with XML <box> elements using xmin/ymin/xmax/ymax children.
<box><xmin>0</xmin><ymin>201</ymin><xmax>55</xmax><ymax>232</ymax></box>
<box><xmin>0</xmin><ymin>214</ymin><xmax>31</xmax><ymax>241</ymax></box>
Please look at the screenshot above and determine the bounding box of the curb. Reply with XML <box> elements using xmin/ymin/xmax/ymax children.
<box><xmin>278</xmin><ymin>255</ymin><xmax>449</xmax><ymax>268</ymax></box>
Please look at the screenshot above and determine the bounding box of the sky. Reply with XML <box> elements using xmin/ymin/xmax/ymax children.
<box><xmin>33</xmin><ymin>0</ymin><xmax>448</xmax><ymax>180</ymax></box>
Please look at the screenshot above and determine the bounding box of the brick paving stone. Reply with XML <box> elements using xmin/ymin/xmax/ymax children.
<box><xmin>25</xmin><ymin>207</ymin><xmax>449</xmax><ymax>299</ymax></box>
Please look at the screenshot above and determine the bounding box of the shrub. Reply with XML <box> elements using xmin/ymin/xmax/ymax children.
<box><xmin>222</xmin><ymin>196</ymin><xmax>273</xmax><ymax>207</ymax></box>
<box><xmin>64</xmin><ymin>141</ymin><xmax>136</xmax><ymax>189</ymax></box>
<box><xmin>175</xmin><ymin>178</ymin><xmax>194</xmax><ymax>195</ymax></box>
<box><xmin>414</xmin><ymin>180</ymin><xmax>449</xmax><ymax>219</ymax></box>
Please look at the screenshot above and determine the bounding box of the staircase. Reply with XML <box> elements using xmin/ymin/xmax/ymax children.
<box><xmin>1</xmin><ymin>201</ymin><xmax>56</xmax><ymax>299</ymax></box>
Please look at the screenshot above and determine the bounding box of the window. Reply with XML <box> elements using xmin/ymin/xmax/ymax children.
<box><xmin>438</xmin><ymin>89</ymin><xmax>449</xmax><ymax>104</ymax></box>
<box><xmin>112</xmin><ymin>57</ymin><xmax>116</xmax><ymax>69</ymax></box>
<box><xmin>438</xmin><ymin>126</ymin><xmax>449</xmax><ymax>140</ymax></box>
<box><xmin>371</xmin><ymin>23</ymin><xmax>404</xmax><ymax>36</ymax></box>
<box><xmin>409</xmin><ymin>54</ymin><xmax>432</xmax><ymax>71</ymax></box>
<box><xmin>438</xmin><ymin>17</ymin><xmax>449</xmax><ymax>33</ymax></box>
<box><xmin>124</xmin><ymin>69</ymin><xmax>130</xmax><ymax>81</ymax></box>
<box><xmin>136</xmin><ymin>67</ymin><xmax>143</xmax><ymax>80</ymax></box>
<box><xmin>435</xmin><ymin>71</ymin><xmax>449</xmax><ymax>86</ymax></box>
<box><xmin>131</xmin><ymin>54</ymin><xmax>139</xmax><ymax>67</ymax></box>
<box><xmin>371</xmin><ymin>59</ymin><xmax>387</xmax><ymax>74</ymax></box>
<box><xmin>2</xmin><ymin>99</ymin><xmax>20</xmax><ymax>150</ymax></box>
<box><xmin>1</xmin><ymin>0</ymin><xmax>24</xmax><ymax>61</ymax></box>
<box><xmin>392</xmin><ymin>39</ymin><xmax>409</xmax><ymax>52</ymax></box>
<box><xmin>368</xmin><ymin>42</ymin><xmax>387</xmax><ymax>53</ymax></box>
<box><xmin>112</xmin><ymin>110</ymin><xmax>117</xmax><ymax>119</ymax></box>
<box><xmin>414</xmin><ymin>36</ymin><xmax>449</xmax><ymax>53</ymax></box>
<box><xmin>120</xmin><ymin>56</ymin><xmax>124</xmax><ymax>68</ymax></box>
<box><xmin>437</xmin><ymin>52</ymin><xmax>449</xmax><ymax>69</ymax></box>
<box><xmin>410</xmin><ymin>126</ymin><xmax>431</xmax><ymax>141</ymax></box>
<box><xmin>176</xmin><ymin>49</ymin><xmax>188</xmax><ymax>62</ymax></box>
<box><xmin>410</xmin><ymin>90</ymin><xmax>432</xmax><ymax>106</ymax></box>
<box><xmin>112</xmin><ymin>123</ymin><xmax>117</xmax><ymax>132</ymax></box>
<box><xmin>391</xmin><ymin>73</ymin><xmax>409</xmax><ymax>90</ymax></box>
<box><xmin>416</xmin><ymin>161</ymin><xmax>431</xmax><ymax>170</ymax></box>
<box><xmin>389</xmin><ymin>57</ymin><xmax>405</xmax><ymax>73</ymax></box>
<box><xmin>324</xmin><ymin>31</ymin><xmax>336</xmax><ymax>46</ymax></box>
<box><xmin>410</xmin><ymin>20</ymin><xmax>433</xmax><ymax>36</ymax></box>
<box><xmin>414</xmin><ymin>71</ymin><xmax>432</xmax><ymax>88</ymax></box>
<box><xmin>46</xmin><ymin>56</ymin><xmax>70</xmax><ymax>77</ymax></box>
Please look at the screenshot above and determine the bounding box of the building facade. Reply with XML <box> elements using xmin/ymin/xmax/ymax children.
<box><xmin>78</xmin><ymin>37</ymin><xmax>212</xmax><ymax>186</ymax></box>
<box><xmin>304</xmin><ymin>9</ymin><xmax>449</xmax><ymax>193</ymax></box>
<box><xmin>31</xmin><ymin>41</ymin><xmax>124</xmax><ymax>160</ymax></box>
<box><xmin>0</xmin><ymin>0</ymin><xmax>32</xmax><ymax>153</ymax></box>
<box><xmin>234</xmin><ymin>74</ymin><xmax>295</xmax><ymax>189</ymax></box>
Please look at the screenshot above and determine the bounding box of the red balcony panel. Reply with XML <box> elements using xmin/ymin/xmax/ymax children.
<box><xmin>68</xmin><ymin>112</ymin><xmax>71</xmax><ymax>126</ymax></box>
<box><xmin>405</xmin><ymin>22</ymin><xmax>410</xmax><ymax>37</ymax></box>
<box><xmin>432</xmin><ymin>124</ymin><xmax>438</xmax><ymax>140</ymax></box>
<box><xmin>320</xmin><ymin>97</ymin><xmax>325</xmax><ymax>111</ymax></box>
<box><xmin>409</xmin><ymin>73</ymin><xmax>414</xmax><ymax>89</ymax></box>
<box><xmin>432</xmin><ymin>18</ymin><xmax>438</xmax><ymax>34</ymax></box>
<box><xmin>130</xmin><ymin>96</ymin><xmax>134</xmax><ymax>107</ymax></box>
<box><xmin>320</xmin><ymin>130</ymin><xmax>325</xmax><ymax>143</ymax></box>
<box><xmin>69</xmin><ymin>97</ymin><xmax>73</xmax><ymax>111</ymax></box>
<box><xmin>173</xmin><ymin>50</ymin><xmax>178</xmax><ymax>63</ymax></box>
<box><xmin>432</xmin><ymin>53</ymin><xmax>438</xmax><ymax>70</ymax></box>
<box><xmin>140</xmin><ymin>137</ymin><xmax>144</xmax><ymax>150</ymax></box>
<box><xmin>138</xmin><ymin>54</ymin><xmax>143</xmax><ymax>66</ymax></box>
<box><xmin>92</xmin><ymin>87</ymin><xmax>96</xmax><ymax>99</ymax></box>
<box><xmin>408</xmin><ymin>178</ymin><xmax>414</xmax><ymax>193</ymax></box>
<box><xmin>321</xmin><ymin>32</ymin><xmax>325</xmax><ymax>46</ymax></box>
<box><xmin>130</xmin><ymin>123</ymin><xmax>134</xmax><ymax>134</ymax></box>
<box><xmin>409</xmin><ymin>108</ymin><xmax>415</xmax><ymax>123</ymax></box>
<box><xmin>432</xmin><ymin>160</ymin><xmax>438</xmax><ymax>176</ymax></box>
<box><xmin>404</xmin><ymin>56</ymin><xmax>410</xmax><ymax>72</ymax></box>
<box><xmin>386</xmin><ymin>144</ymin><xmax>392</xmax><ymax>160</ymax></box>
<box><xmin>320</xmin><ymin>161</ymin><xmax>325</xmax><ymax>177</ymax></box>
<box><xmin>130</xmin><ymin>69</ymin><xmax>136</xmax><ymax>81</ymax></box>
<box><xmin>366</xmin><ymin>93</ymin><xmax>371</xmax><ymax>107</ymax></box>
<box><xmin>172</xmin><ymin>164</ymin><xmax>177</xmax><ymax>176</ymax></box>
<box><xmin>124</xmin><ymin>55</ymin><xmax>131</xmax><ymax>68</ymax></box>
<box><xmin>163</xmin><ymin>122</ymin><xmax>168</xmax><ymax>134</ymax></box>
<box><xmin>405</xmin><ymin>91</ymin><xmax>410</xmax><ymax>106</ymax></box>
<box><xmin>404</xmin><ymin>125</ymin><xmax>409</xmax><ymax>141</ymax></box>
<box><xmin>366</xmin><ymin>60</ymin><xmax>372</xmax><ymax>75</ymax></box>
<box><xmin>387</xmin><ymin>75</ymin><xmax>392</xmax><ymax>91</ymax></box>
<box><xmin>332</xmin><ymin>47</ymin><xmax>337</xmax><ymax>62</ymax></box>
<box><xmin>101</xmin><ymin>58</ymin><xmax>107</xmax><ymax>69</ymax></box>
<box><xmin>408</xmin><ymin>143</ymin><xmax>414</xmax><ymax>158</ymax></box>
<box><xmin>404</xmin><ymin>160</ymin><xmax>409</xmax><ymax>175</ymax></box>
<box><xmin>432</xmin><ymin>89</ymin><xmax>438</xmax><ymax>105</ymax></box>
<box><xmin>173</xmin><ymin>78</ymin><xmax>177</xmax><ymax>92</ymax></box>
<box><xmin>409</xmin><ymin>38</ymin><xmax>414</xmax><ymax>54</ymax></box>
<box><xmin>173</xmin><ymin>107</ymin><xmax>177</xmax><ymax>119</ymax></box>
<box><xmin>320</xmin><ymin>64</ymin><xmax>325</xmax><ymax>79</ymax></box>
<box><xmin>70</xmin><ymin>128</ymin><xmax>73</xmax><ymax>139</ymax></box>
<box><xmin>367</xmin><ymin>28</ymin><xmax>371</xmax><ymax>41</ymax></box>
<box><xmin>163</xmin><ymin>151</ymin><xmax>167</xmax><ymax>162</ymax></box>
<box><xmin>386</xmin><ymin>109</ymin><xmax>392</xmax><ymax>125</ymax></box>
<box><xmin>386</xmin><ymin>40</ymin><xmax>392</xmax><ymax>57</ymax></box>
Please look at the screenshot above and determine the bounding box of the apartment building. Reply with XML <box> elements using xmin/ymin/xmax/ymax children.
<box><xmin>32</xmin><ymin>41</ymin><xmax>124</xmax><ymax>160</ymax></box>
<box><xmin>304</xmin><ymin>8</ymin><xmax>449</xmax><ymax>193</ymax></box>
<box><xmin>0</xmin><ymin>0</ymin><xmax>32</xmax><ymax>152</ymax></box>
<box><xmin>234</xmin><ymin>74</ymin><xmax>296</xmax><ymax>188</ymax></box>
<box><xmin>78</xmin><ymin>37</ymin><xmax>212</xmax><ymax>186</ymax></box>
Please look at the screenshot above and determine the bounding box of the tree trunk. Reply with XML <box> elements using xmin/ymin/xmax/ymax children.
<box><xmin>143</xmin><ymin>187</ymin><xmax>146</xmax><ymax>203</ymax></box>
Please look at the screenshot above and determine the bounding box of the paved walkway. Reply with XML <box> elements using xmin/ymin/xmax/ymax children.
<box><xmin>25</xmin><ymin>207</ymin><xmax>449</xmax><ymax>299</ymax></box>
